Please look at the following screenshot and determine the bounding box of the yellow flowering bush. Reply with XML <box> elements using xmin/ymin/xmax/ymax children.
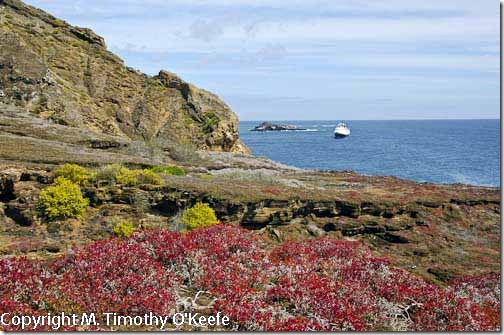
<box><xmin>54</xmin><ymin>163</ymin><xmax>92</xmax><ymax>186</ymax></box>
<box><xmin>37</xmin><ymin>177</ymin><xmax>89</xmax><ymax>220</ymax></box>
<box><xmin>112</xmin><ymin>219</ymin><xmax>135</xmax><ymax>238</ymax></box>
<box><xmin>137</xmin><ymin>169</ymin><xmax>164</xmax><ymax>185</ymax></box>
<box><xmin>115</xmin><ymin>166</ymin><xmax>140</xmax><ymax>186</ymax></box>
<box><xmin>94</xmin><ymin>165</ymin><xmax>164</xmax><ymax>186</ymax></box>
<box><xmin>181</xmin><ymin>202</ymin><xmax>218</xmax><ymax>230</ymax></box>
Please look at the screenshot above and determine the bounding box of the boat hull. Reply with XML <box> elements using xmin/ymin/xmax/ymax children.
<box><xmin>334</xmin><ymin>128</ymin><xmax>350</xmax><ymax>138</ymax></box>
<box><xmin>334</xmin><ymin>132</ymin><xmax>350</xmax><ymax>138</ymax></box>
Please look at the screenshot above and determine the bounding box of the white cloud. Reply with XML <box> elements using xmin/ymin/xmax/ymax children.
<box><xmin>25</xmin><ymin>0</ymin><xmax>498</xmax><ymax>53</ymax></box>
<box><xmin>23</xmin><ymin>0</ymin><xmax>500</xmax><ymax>119</ymax></box>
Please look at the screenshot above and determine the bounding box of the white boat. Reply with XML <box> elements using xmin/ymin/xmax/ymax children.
<box><xmin>334</xmin><ymin>122</ymin><xmax>350</xmax><ymax>138</ymax></box>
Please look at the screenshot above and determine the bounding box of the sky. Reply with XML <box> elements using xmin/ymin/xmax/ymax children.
<box><xmin>25</xmin><ymin>0</ymin><xmax>500</xmax><ymax>120</ymax></box>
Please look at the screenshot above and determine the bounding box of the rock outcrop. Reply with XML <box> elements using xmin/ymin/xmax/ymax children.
<box><xmin>251</xmin><ymin>121</ymin><xmax>307</xmax><ymax>131</ymax></box>
<box><xmin>0</xmin><ymin>0</ymin><xmax>249</xmax><ymax>153</ymax></box>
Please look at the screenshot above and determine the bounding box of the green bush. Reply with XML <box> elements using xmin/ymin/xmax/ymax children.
<box><xmin>150</xmin><ymin>165</ymin><xmax>186</xmax><ymax>176</ymax></box>
<box><xmin>137</xmin><ymin>169</ymin><xmax>164</xmax><ymax>185</ymax></box>
<box><xmin>115</xmin><ymin>167</ymin><xmax>140</xmax><ymax>186</ymax></box>
<box><xmin>37</xmin><ymin>177</ymin><xmax>89</xmax><ymax>220</ymax></box>
<box><xmin>181</xmin><ymin>202</ymin><xmax>218</xmax><ymax>230</ymax></box>
<box><xmin>93</xmin><ymin>165</ymin><xmax>164</xmax><ymax>186</ymax></box>
<box><xmin>112</xmin><ymin>219</ymin><xmax>135</xmax><ymax>238</ymax></box>
<box><xmin>54</xmin><ymin>163</ymin><xmax>92</xmax><ymax>186</ymax></box>
<box><xmin>201</xmin><ymin>112</ymin><xmax>219</xmax><ymax>134</ymax></box>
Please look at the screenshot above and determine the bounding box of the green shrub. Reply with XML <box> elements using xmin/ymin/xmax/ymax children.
<box><xmin>201</xmin><ymin>112</ymin><xmax>219</xmax><ymax>134</ymax></box>
<box><xmin>93</xmin><ymin>165</ymin><xmax>164</xmax><ymax>186</ymax></box>
<box><xmin>37</xmin><ymin>177</ymin><xmax>89</xmax><ymax>220</ymax></box>
<box><xmin>112</xmin><ymin>219</ymin><xmax>135</xmax><ymax>238</ymax></box>
<box><xmin>150</xmin><ymin>165</ymin><xmax>186</xmax><ymax>176</ymax></box>
<box><xmin>115</xmin><ymin>167</ymin><xmax>140</xmax><ymax>186</ymax></box>
<box><xmin>181</xmin><ymin>202</ymin><xmax>218</xmax><ymax>230</ymax></box>
<box><xmin>137</xmin><ymin>169</ymin><xmax>164</xmax><ymax>185</ymax></box>
<box><xmin>184</xmin><ymin>116</ymin><xmax>194</xmax><ymax>126</ymax></box>
<box><xmin>54</xmin><ymin>163</ymin><xmax>92</xmax><ymax>186</ymax></box>
<box><xmin>52</xmin><ymin>18</ymin><xmax>66</xmax><ymax>27</ymax></box>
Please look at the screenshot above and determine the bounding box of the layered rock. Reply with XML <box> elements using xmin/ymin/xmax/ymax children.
<box><xmin>0</xmin><ymin>0</ymin><xmax>249</xmax><ymax>153</ymax></box>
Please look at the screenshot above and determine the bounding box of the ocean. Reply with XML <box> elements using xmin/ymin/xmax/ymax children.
<box><xmin>239</xmin><ymin>120</ymin><xmax>500</xmax><ymax>187</ymax></box>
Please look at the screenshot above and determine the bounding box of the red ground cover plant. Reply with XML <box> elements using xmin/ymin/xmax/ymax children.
<box><xmin>45</xmin><ymin>239</ymin><xmax>178</xmax><ymax>316</ymax></box>
<box><xmin>0</xmin><ymin>224</ymin><xmax>500</xmax><ymax>331</ymax></box>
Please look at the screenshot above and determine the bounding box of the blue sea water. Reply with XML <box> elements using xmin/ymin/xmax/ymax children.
<box><xmin>239</xmin><ymin>120</ymin><xmax>500</xmax><ymax>187</ymax></box>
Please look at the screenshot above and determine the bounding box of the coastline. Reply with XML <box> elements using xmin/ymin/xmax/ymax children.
<box><xmin>239</xmin><ymin>119</ymin><xmax>500</xmax><ymax>187</ymax></box>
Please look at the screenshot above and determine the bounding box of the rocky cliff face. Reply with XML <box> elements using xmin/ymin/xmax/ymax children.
<box><xmin>0</xmin><ymin>0</ymin><xmax>249</xmax><ymax>153</ymax></box>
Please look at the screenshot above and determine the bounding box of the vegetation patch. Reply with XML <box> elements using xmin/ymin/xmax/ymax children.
<box><xmin>93</xmin><ymin>164</ymin><xmax>122</xmax><ymax>184</ymax></box>
<box><xmin>112</xmin><ymin>219</ymin><xmax>136</xmax><ymax>238</ymax></box>
<box><xmin>36</xmin><ymin>177</ymin><xmax>89</xmax><ymax>220</ymax></box>
<box><xmin>0</xmin><ymin>225</ymin><xmax>499</xmax><ymax>331</ymax></box>
<box><xmin>150</xmin><ymin>165</ymin><xmax>186</xmax><ymax>176</ymax></box>
<box><xmin>137</xmin><ymin>169</ymin><xmax>164</xmax><ymax>185</ymax></box>
<box><xmin>54</xmin><ymin>163</ymin><xmax>92</xmax><ymax>186</ymax></box>
<box><xmin>114</xmin><ymin>166</ymin><xmax>140</xmax><ymax>186</ymax></box>
<box><xmin>201</xmin><ymin>112</ymin><xmax>219</xmax><ymax>134</ymax></box>
<box><xmin>181</xmin><ymin>202</ymin><xmax>218</xmax><ymax>230</ymax></box>
<box><xmin>93</xmin><ymin>164</ymin><xmax>164</xmax><ymax>186</ymax></box>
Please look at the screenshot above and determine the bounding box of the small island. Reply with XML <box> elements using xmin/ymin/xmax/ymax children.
<box><xmin>251</xmin><ymin>121</ymin><xmax>306</xmax><ymax>131</ymax></box>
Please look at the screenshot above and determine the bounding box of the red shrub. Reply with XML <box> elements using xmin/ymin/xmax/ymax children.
<box><xmin>0</xmin><ymin>224</ymin><xmax>500</xmax><ymax>331</ymax></box>
<box><xmin>0</xmin><ymin>257</ymin><xmax>46</xmax><ymax>308</ymax></box>
<box><xmin>44</xmin><ymin>238</ymin><xmax>177</xmax><ymax>316</ymax></box>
